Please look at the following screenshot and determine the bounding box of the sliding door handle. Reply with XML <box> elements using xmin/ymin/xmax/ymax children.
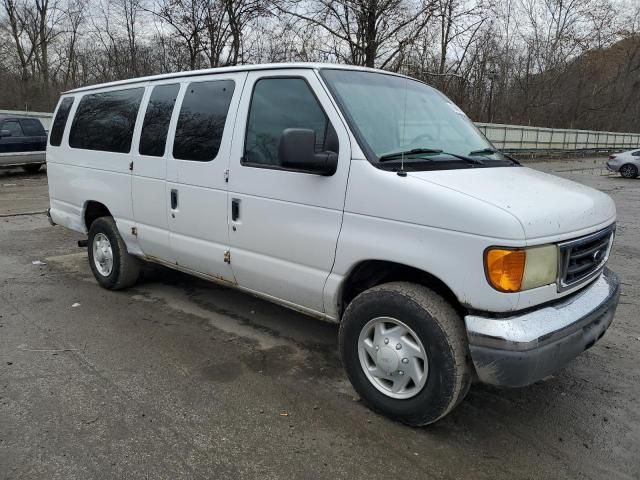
<box><xmin>231</xmin><ymin>198</ymin><xmax>240</xmax><ymax>221</ymax></box>
<box><xmin>170</xmin><ymin>189</ymin><xmax>178</xmax><ymax>210</ymax></box>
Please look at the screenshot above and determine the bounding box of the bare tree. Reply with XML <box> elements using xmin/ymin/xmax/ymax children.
<box><xmin>151</xmin><ymin>0</ymin><xmax>207</xmax><ymax>70</ymax></box>
<box><xmin>2</xmin><ymin>0</ymin><xmax>38</xmax><ymax>82</ymax></box>
<box><xmin>59</xmin><ymin>0</ymin><xmax>86</xmax><ymax>86</ymax></box>
<box><xmin>0</xmin><ymin>0</ymin><xmax>638</xmax><ymax>133</ymax></box>
<box><xmin>225</xmin><ymin>0</ymin><xmax>266</xmax><ymax>64</ymax></box>
<box><xmin>274</xmin><ymin>0</ymin><xmax>438</xmax><ymax>68</ymax></box>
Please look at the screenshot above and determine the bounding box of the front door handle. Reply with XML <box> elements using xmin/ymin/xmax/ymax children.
<box><xmin>231</xmin><ymin>198</ymin><xmax>240</xmax><ymax>221</ymax></box>
<box><xmin>170</xmin><ymin>189</ymin><xmax>178</xmax><ymax>210</ymax></box>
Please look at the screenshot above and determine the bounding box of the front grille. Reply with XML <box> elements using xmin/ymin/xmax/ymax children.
<box><xmin>558</xmin><ymin>225</ymin><xmax>615</xmax><ymax>291</ymax></box>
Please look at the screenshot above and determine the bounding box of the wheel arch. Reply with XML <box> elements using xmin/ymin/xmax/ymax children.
<box><xmin>336</xmin><ymin>260</ymin><xmax>466</xmax><ymax>320</ymax></box>
<box><xmin>83</xmin><ymin>200</ymin><xmax>113</xmax><ymax>232</ymax></box>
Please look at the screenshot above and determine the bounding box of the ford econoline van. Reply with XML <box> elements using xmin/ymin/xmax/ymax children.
<box><xmin>46</xmin><ymin>63</ymin><xmax>619</xmax><ymax>426</ymax></box>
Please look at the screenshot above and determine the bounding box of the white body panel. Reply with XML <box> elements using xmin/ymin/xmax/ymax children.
<box><xmin>47</xmin><ymin>63</ymin><xmax>617</xmax><ymax>324</ymax></box>
<box><xmin>323</xmin><ymin>160</ymin><xmax>616</xmax><ymax>316</ymax></box>
<box><xmin>130</xmin><ymin>80</ymin><xmax>178</xmax><ymax>262</ymax></box>
<box><xmin>227</xmin><ymin>70</ymin><xmax>351</xmax><ymax>312</ymax></box>
<box><xmin>47</xmin><ymin>84</ymin><xmax>142</xmax><ymax>254</ymax></box>
<box><xmin>408</xmin><ymin>167</ymin><xmax>616</xmax><ymax>240</ymax></box>
<box><xmin>166</xmin><ymin>72</ymin><xmax>246</xmax><ymax>282</ymax></box>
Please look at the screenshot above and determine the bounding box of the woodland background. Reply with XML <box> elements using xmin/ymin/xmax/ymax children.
<box><xmin>2</xmin><ymin>0</ymin><xmax>640</xmax><ymax>131</ymax></box>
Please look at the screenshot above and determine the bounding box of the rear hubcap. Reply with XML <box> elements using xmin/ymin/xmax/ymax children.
<box><xmin>621</xmin><ymin>165</ymin><xmax>635</xmax><ymax>177</ymax></box>
<box><xmin>93</xmin><ymin>233</ymin><xmax>113</xmax><ymax>277</ymax></box>
<box><xmin>358</xmin><ymin>317</ymin><xmax>429</xmax><ymax>399</ymax></box>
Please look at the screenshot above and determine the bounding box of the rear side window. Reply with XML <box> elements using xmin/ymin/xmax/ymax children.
<box><xmin>69</xmin><ymin>88</ymin><xmax>144</xmax><ymax>153</ymax></box>
<box><xmin>173</xmin><ymin>80</ymin><xmax>235</xmax><ymax>162</ymax></box>
<box><xmin>20</xmin><ymin>118</ymin><xmax>45</xmax><ymax>136</ymax></box>
<box><xmin>244</xmin><ymin>78</ymin><xmax>335</xmax><ymax>167</ymax></box>
<box><xmin>139</xmin><ymin>84</ymin><xmax>180</xmax><ymax>157</ymax></box>
<box><xmin>50</xmin><ymin>97</ymin><xmax>74</xmax><ymax>146</ymax></box>
<box><xmin>633</xmin><ymin>151</ymin><xmax>640</xmax><ymax>157</ymax></box>
<box><xmin>3</xmin><ymin>120</ymin><xmax>24</xmax><ymax>137</ymax></box>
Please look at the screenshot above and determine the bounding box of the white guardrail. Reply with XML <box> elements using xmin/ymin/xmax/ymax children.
<box><xmin>476</xmin><ymin>122</ymin><xmax>640</xmax><ymax>153</ymax></box>
<box><xmin>1</xmin><ymin>109</ymin><xmax>639</xmax><ymax>153</ymax></box>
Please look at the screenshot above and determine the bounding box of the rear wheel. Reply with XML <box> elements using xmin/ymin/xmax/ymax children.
<box><xmin>339</xmin><ymin>282</ymin><xmax>471</xmax><ymax>426</ymax></box>
<box><xmin>620</xmin><ymin>164</ymin><xmax>638</xmax><ymax>178</ymax></box>
<box><xmin>88</xmin><ymin>217</ymin><xmax>140</xmax><ymax>290</ymax></box>
<box><xmin>22</xmin><ymin>164</ymin><xmax>43</xmax><ymax>174</ymax></box>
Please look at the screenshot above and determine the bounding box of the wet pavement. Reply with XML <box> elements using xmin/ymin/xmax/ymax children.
<box><xmin>0</xmin><ymin>158</ymin><xmax>638</xmax><ymax>479</ymax></box>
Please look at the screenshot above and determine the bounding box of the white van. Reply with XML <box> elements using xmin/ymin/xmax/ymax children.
<box><xmin>46</xmin><ymin>63</ymin><xmax>620</xmax><ymax>426</ymax></box>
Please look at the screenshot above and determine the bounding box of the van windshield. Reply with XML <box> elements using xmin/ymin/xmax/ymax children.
<box><xmin>320</xmin><ymin>69</ymin><xmax>515</xmax><ymax>170</ymax></box>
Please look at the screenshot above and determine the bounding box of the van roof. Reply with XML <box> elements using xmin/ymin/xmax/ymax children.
<box><xmin>63</xmin><ymin>62</ymin><xmax>407</xmax><ymax>95</ymax></box>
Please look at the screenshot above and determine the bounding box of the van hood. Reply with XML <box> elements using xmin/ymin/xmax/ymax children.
<box><xmin>409</xmin><ymin>166</ymin><xmax>616</xmax><ymax>241</ymax></box>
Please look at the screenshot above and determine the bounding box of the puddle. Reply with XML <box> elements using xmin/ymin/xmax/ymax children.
<box><xmin>46</xmin><ymin>252</ymin><xmax>93</xmax><ymax>281</ymax></box>
<box><xmin>132</xmin><ymin>283</ymin><xmax>290</xmax><ymax>350</ymax></box>
<box><xmin>47</xmin><ymin>252</ymin><xmax>298</xmax><ymax>351</ymax></box>
<box><xmin>45</xmin><ymin>253</ymin><xmax>343</xmax><ymax>381</ymax></box>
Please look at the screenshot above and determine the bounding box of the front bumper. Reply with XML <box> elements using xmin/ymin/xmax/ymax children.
<box><xmin>465</xmin><ymin>268</ymin><xmax>620</xmax><ymax>387</ymax></box>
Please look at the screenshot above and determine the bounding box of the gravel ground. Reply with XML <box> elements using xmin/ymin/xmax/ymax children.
<box><xmin>0</xmin><ymin>158</ymin><xmax>638</xmax><ymax>480</ymax></box>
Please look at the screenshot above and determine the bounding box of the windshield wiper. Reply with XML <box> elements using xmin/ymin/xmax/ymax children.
<box><xmin>445</xmin><ymin>152</ymin><xmax>485</xmax><ymax>166</ymax></box>
<box><xmin>469</xmin><ymin>147</ymin><xmax>520</xmax><ymax>165</ymax></box>
<box><xmin>379</xmin><ymin>148</ymin><xmax>485</xmax><ymax>166</ymax></box>
<box><xmin>379</xmin><ymin>148</ymin><xmax>442</xmax><ymax>162</ymax></box>
<box><xmin>469</xmin><ymin>148</ymin><xmax>499</xmax><ymax>156</ymax></box>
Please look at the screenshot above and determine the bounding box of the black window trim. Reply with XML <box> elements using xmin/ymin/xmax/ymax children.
<box><xmin>49</xmin><ymin>96</ymin><xmax>75</xmax><ymax>147</ymax></box>
<box><xmin>241</xmin><ymin>75</ymin><xmax>338</xmax><ymax>174</ymax></box>
<box><xmin>68</xmin><ymin>86</ymin><xmax>145</xmax><ymax>154</ymax></box>
<box><xmin>138</xmin><ymin>82</ymin><xmax>181</xmax><ymax>158</ymax></box>
<box><xmin>172</xmin><ymin>78</ymin><xmax>236</xmax><ymax>163</ymax></box>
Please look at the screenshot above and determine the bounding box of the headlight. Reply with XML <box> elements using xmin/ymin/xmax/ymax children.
<box><xmin>485</xmin><ymin>245</ymin><xmax>558</xmax><ymax>292</ymax></box>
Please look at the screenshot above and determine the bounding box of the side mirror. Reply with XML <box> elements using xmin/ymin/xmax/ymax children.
<box><xmin>279</xmin><ymin>128</ymin><xmax>338</xmax><ymax>176</ymax></box>
<box><xmin>0</xmin><ymin>130</ymin><xmax>11</xmax><ymax>138</ymax></box>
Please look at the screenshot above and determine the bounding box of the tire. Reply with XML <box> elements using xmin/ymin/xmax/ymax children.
<box><xmin>87</xmin><ymin>216</ymin><xmax>140</xmax><ymax>290</ymax></box>
<box><xmin>22</xmin><ymin>163</ymin><xmax>43</xmax><ymax>174</ymax></box>
<box><xmin>339</xmin><ymin>282</ymin><xmax>471</xmax><ymax>426</ymax></box>
<box><xmin>620</xmin><ymin>164</ymin><xmax>638</xmax><ymax>179</ymax></box>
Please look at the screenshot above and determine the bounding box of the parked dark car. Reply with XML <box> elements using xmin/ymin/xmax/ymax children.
<box><xmin>0</xmin><ymin>115</ymin><xmax>47</xmax><ymax>173</ymax></box>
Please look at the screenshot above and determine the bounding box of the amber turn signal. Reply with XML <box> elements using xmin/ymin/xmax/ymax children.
<box><xmin>485</xmin><ymin>248</ymin><xmax>526</xmax><ymax>292</ymax></box>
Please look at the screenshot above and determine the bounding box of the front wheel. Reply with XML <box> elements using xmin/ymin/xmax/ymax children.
<box><xmin>620</xmin><ymin>164</ymin><xmax>638</xmax><ymax>179</ymax></box>
<box><xmin>88</xmin><ymin>217</ymin><xmax>140</xmax><ymax>290</ymax></box>
<box><xmin>339</xmin><ymin>282</ymin><xmax>471</xmax><ymax>426</ymax></box>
